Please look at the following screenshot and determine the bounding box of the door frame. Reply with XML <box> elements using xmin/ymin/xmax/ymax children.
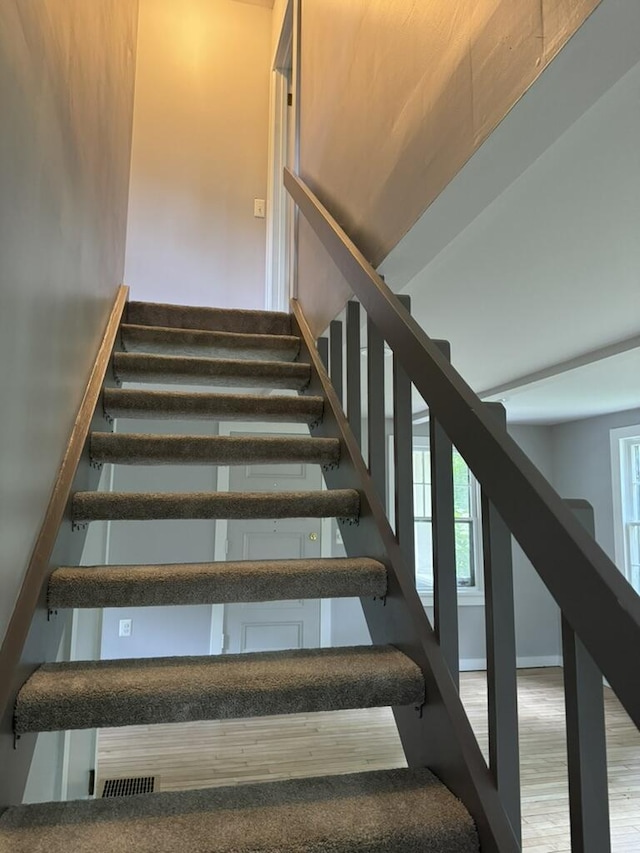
<box><xmin>265</xmin><ymin>0</ymin><xmax>300</xmax><ymax>312</ymax></box>
<box><xmin>209</xmin><ymin>419</ymin><xmax>330</xmax><ymax>652</ymax></box>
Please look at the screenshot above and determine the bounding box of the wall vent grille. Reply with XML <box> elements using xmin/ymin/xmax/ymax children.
<box><xmin>101</xmin><ymin>776</ymin><xmax>156</xmax><ymax>798</ymax></box>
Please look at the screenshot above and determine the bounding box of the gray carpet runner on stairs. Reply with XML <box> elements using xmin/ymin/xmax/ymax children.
<box><xmin>72</xmin><ymin>489</ymin><xmax>360</xmax><ymax>522</ymax></box>
<box><xmin>90</xmin><ymin>433</ymin><xmax>340</xmax><ymax>466</ymax></box>
<box><xmin>0</xmin><ymin>768</ymin><xmax>479</xmax><ymax>853</ymax></box>
<box><xmin>15</xmin><ymin>645</ymin><xmax>424</xmax><ymax>733</ymax></box>
<box><xmin>127</xmin><ymin>300</ymin><xmax>292</xmax><ymax>336</ymax></box>
<box><xmin>103</xmin><ymin>388</ymin><xmax>324</xmax><ymax>423</ymax></box>
<box><xmin>48</xmin><ymin>557</ymin><xmax>387</xmax><ymax>608</ymax></box>
<box><xmin>121</xmin><ymin>323</ymin><xmax>301</xmax><ymax>361</ymax></box>
<box><xmin>113</xmin><ymin>353</ymin><xmax>310</xmax><ymax>389</ymax></box>
<box><xmin>8</xmin><ymin>301</ymin><xmax>478</xmax><ymax>853</ymax></box>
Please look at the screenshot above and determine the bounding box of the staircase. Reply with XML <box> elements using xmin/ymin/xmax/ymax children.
<box><xmin>0</xmin><ymin>301</ymin><xmax>480</xmax><ymax>852</ymax></box>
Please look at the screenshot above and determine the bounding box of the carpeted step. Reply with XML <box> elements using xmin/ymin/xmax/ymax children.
<box><xmin>90</xmin><ymin>433</ymin><xmax>341</xmax><ymax>467</ymax></box>
<box><xmin>121</xmin><ymin>324</ymin><xmax>300</xmax><ymax>361</ymax></box>
<box><xmin>103</xmin><ymin>388</ymin><xmax>324</xmax><ymax>423</ymax></box>
<box><xmin>0</xmin><ymin>769</ymin><xmax>479</xmax><ymax>853</ymax></box>
<box><xmin>0</xmin><ymin>767</ymin><xmax>479</xmax><ymax>853</ymax></box>
<box><xmin>127</xmin><ymin>301</ymin><xmax>292</xmax><ymax>336</ymax></box>
<box><xmin>113</xmin><ymin>353</ymin><xmax>310</xmax><ymax>390</ymax></box>
<box><xmin>14</xmin><ymin>645</ymin><xmax>424</xmax><ymax>733</ymax></box>
<box><xmin>72</xmin><ymin>489</ymin><xmax>360</xmax><ymax>522</ymax></box>
<box><xmin>48</xmin><ymin>557</ymin><xmax>387</xmax><ymax>609</ymax></box>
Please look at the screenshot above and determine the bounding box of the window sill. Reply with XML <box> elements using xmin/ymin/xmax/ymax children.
<box><xmin>419</xmin><ymin>591</ymin><xmax>485</xmax><ymax>607</ymax></box>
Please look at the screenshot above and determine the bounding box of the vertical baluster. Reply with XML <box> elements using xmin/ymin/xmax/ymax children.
<box><xmin>367</xmin><ymin>316</ymin><xmax>386</xmax><ymax>508</ymax></box>
<box><xmin>346</xmin><ymin>301</ymin><xmax>362</xmax><ymax>446</ymax></box>
<box><xmin>393</xmin><ymin>295</ymin><xmax>414</xmax><ymax>569</ymax></box>
<box><xmin>317</xmin><ymin>336</ymin><xmax>329</xmax><ymax>372</ymax></box>
<box><xmin>430</xmin><ymin>339</ymin><xmax>458</xmax><ymax>688</ymax></box>
<box><xmin>330</xmin><ymin>320</ymin><xmax>343</xmax><ymax>406</ymax></box>
<box><xmin>563</xmin><ymin>499</ymin><xmax>611</xmax><ymax>853</ymax></box>
<box><xmin>482</xmin><ymin>402</ymin><xmax>520</xmax><ymax>843</ymax></box>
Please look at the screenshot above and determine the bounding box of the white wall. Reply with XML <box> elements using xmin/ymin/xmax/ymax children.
<box><xmin>296</xmin><ymin>0</ymin><xmax>600</xmax><ymax>334</ymax></box>
<box><xmin>552</xmin><ymin>406</ymin><xmax>640</xmax><ymax>564</ymax></box>
<box><xmin>0</xmin><ymin>1</ymin><xmax>138</xmax><ymax>644</ymax></box>
<box><xmin>100</xmin><ymin>414</ymin><xmax>219</xmax><ymax>661</ymax></box>
<box><xmin>400</xmin><ymin>59</ymin><xmax>640</xmax><ymax>396</ymax></box>
<box><xmin>124</xmin><ymin>0</ymin><xmax>272</xmax><ymax>311</ymax></box>
<box><xmin>508</xmin><ymin>425</ymin><xmax>562</xmax><ymax>662</ymax></box>
<box><xmin>328</xmin><ymin>422</ymin><xmax>563</xmax><ymax>667</ymax></box>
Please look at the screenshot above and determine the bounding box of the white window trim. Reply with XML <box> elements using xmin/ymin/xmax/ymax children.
<box><xmin>388</xmin><ymin>435</ymin><xmax>485</xmax><ymax>607</ymax></box>
<box><xmin>610</xmin><ymin>423</ymin><xmax>640</xmax><ymax>585</ymax></box>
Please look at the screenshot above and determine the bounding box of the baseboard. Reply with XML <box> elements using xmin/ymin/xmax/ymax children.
<box><xmin>460</xmin><ymin>655</ymin><xmax>562</xmax><ymax>672</ymax></box>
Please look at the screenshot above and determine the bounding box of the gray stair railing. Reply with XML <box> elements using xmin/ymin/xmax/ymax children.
<box><xmin>285</xmin><ymin>166</ymin><xmax>640</xmax><ymax>852</ymax></box>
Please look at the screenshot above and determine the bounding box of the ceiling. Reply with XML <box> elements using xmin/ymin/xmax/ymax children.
<box><xmin>484</xmin><ymin>348</ymin><xmax>640</xmax><ymax>425</ymax></box>
<box><xmin>380</xmin><ymin>1</ymin><xmax>640</xmax><ymax>426</ymax></box>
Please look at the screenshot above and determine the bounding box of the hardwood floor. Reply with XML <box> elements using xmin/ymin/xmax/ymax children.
<box><xmin>97</xmin><ymin>668</ymin><xmax>639</xmax><ymax>852</ymax></box>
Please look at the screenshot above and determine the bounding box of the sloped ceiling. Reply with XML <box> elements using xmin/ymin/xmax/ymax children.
<box><xmin>381</xmin><ymin>2</ymin><xmax>640</xmax><ymax>424</ymax></box>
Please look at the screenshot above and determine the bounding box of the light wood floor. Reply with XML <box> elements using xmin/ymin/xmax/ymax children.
<box><xmin>97</xmin><ymin>668</ymin><xmax>639</xmax><ymax>852</ymax></box>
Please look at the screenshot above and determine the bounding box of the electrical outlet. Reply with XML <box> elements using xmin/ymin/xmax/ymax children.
<box><xmin>253</xmin><ymin>198</ymin><xmax>266</xmax><ymax>218</ymax></box>
<box><xmin>119</xmin><ymin>618</ymin><xmax>132</xmax><ymax>638</ymax></box>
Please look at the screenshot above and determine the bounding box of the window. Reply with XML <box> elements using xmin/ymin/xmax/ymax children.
<box><xmin>412</xmin><ymin>437</ymin><xmax>482</xmax><ymax>597</ymax></box>
<box><xmin>612</xmin><ymin>428</ymin><xmax>640</xmax><ymax>593</ymax></box>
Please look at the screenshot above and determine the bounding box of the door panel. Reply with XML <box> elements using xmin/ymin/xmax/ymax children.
<box><xmin>222</xmin><ymin>428</ymin><xmax>322</xmax><ymax>654</ymax></box>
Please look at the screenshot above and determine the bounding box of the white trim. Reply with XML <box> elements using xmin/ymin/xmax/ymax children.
<box><xmin>265</xmin><ymin>0</ymin><xmax>295</xmax><ymax>312</ymax></box>
<box><xmin>421</xmin><ymin>592</ymin><xmax>485</xmax><ymax>608</ymax></box>
<box><xmin>210</xmin><ymin>440</ymin><xmax>230</xmax><ymax>654</ymax></box>
<box><xmin>610</xmin><ymin>423</ymin><xmax>640</xmax><ymax>584</ymax></box>
<box><xmin>289</xmin><ymin>0</ymin><xmax>301</xmax><ymax>302</ymax></box>
<box><xmin>209</xmin><ymin>604</ymin><xmax>225</xmax><ymax>655</ymax></box>
<box><xmin>389</xmin><ymin>433</ymin><xmax>485</xmax><ymax>600</ymax></box>
<box><xmin>62</xmin><ymin>460</ymin><xmax>113</xmax><ymax>800</ymax></box>
<box><xmin>320</xmin><ymin>484</ymin><xmax>333</xmax><ymax>646</ymax></box>
<box><xmin>459</xmin><ymin>655</ymin><xmax>562</xmax><ymax>672</ymax></box>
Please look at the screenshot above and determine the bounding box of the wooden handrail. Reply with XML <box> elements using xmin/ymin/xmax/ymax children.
<box><xmin>0</xmin><ymin>285</ymin><xmax>129</xmax><ymax>724</ymax></box>
<box><xmin>285</xmin><ymin>167</ymin><xmax>640</xmax><ymax>728</ymax></box>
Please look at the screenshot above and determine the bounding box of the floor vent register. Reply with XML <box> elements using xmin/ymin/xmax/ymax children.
<box><xmin>101</xmin><ymin>776</ymin><xmax>156</xmax><ymax>798</ymax></box>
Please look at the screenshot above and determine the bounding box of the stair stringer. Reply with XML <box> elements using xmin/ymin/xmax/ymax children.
<box><xmin>293</xmin><ymin>302</ymin><xmax>520</xmax><ymax>853</ymax></box>
<box><xmin>0</xmin><ymin>289</ymin><xmax>128</xmax><ymax>813</ymax></box>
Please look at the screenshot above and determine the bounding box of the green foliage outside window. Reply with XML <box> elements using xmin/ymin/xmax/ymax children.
<box><xmin>414</xmin><ymin>444</ymin><xmax>477</xmax><ymax>592</ymax></box>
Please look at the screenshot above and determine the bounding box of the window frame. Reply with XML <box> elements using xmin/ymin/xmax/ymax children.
<box><xmin>611</xmin><ymin>424</ymin><xmax>640</xmax><ymax>592</ymax></box>
<box><xmin>388</xmin><ymin>434</ymin><xmax>484</xmax><ymax>606</ymax></box>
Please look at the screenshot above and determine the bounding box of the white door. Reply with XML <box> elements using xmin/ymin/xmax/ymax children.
<box><xmin>218</xmin><ymin>425</ymin><xmax>323</xmax><ymax>654</ymax></box>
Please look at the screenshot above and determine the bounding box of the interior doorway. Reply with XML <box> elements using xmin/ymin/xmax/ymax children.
<box><xmin>266</xmin><ymin>0</ymin><xmax>297</xmax><ymax>312</ymax></box>
<box><xmin>210</xmin><ymin>420</ymin><xmax>329</xmax><ymax>655</ymax></box>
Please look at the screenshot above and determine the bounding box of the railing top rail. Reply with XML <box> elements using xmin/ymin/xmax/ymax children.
<box><xmin>285</xmin><ymin>167</ymin><xmax>640</xmax><ymax>728</ymax></box>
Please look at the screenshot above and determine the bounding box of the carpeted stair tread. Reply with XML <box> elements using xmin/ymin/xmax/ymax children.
<box><xmin>0</xmin><ymin>767</ymin><xmax>479</xmax><ymax>853</ymax></box>
<box><xmin>121</xmin><ymin>324</ymin><xmax>300</xmax><ymax>361</ymax></box>
<box><xmin>113</xmin><ymin>353</ymin><xmax>310</xmax><ymax>390</ymax></box>
<box><xmin>90</xmin><ymin>433</ymin><xmax>341</xmax><ymax>466</ymax></box>
<box><xmin>14</xmin><ymin>645</ymin><xmax>424</xmax><ymax>733</ymax></box>
<box><xmin>127</xmin><ymin>301</ymin><xmax>292</xmax><ymax>336</ymax></box>
<box><xmin>72</xmin><ymin>489</ymin><xmax>360</xmax><ymax>522</ymax></box>
<box><xmin>103</xmin><ymin>388</ymin><xmax>324</xmax><ymax>423</ymax></box>
<box><xmin>48</xmin><ymin>557</ymin><xmax>387</xmax><ymax>609</ymax></box>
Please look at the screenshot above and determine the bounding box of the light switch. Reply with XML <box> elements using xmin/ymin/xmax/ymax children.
<box><xmin>254</xmin><ymin>198</ymin><xmax>266</xmax><ymax>218</ymax></box>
